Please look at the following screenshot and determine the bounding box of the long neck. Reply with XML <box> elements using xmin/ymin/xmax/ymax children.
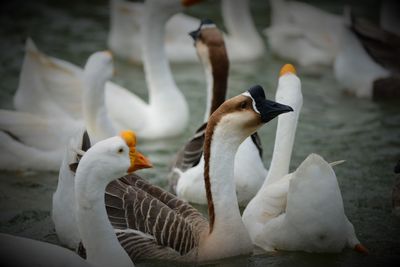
<box><xmin>142</xmin><ymin>3</ymin><xmax>181</xmax><ymax>104</ymax></box>
<box><xmin>82</xmin><ymin>72</ymin><xmax>115</xmax><ymax>144</ymax></box>
<box><xmin>201</xmin><ymin>48</ymin><xmax>228</xmax><ymax>122</ymax></box>
<box><xmin>221</xmin><ymin>0</ymin><xmax>264</xmax><ymax>46</ymax></box>
<box><xmin>203</xmin><ymin>123</ymin><xmax>244</xmax><ymax>235</ymax></box>
<box><xmin>75</xmin><ymin>167</ymin><xmax>133</xmax><ymax>267</ymax></box>
<box><xmin>263</xmin><ymin>81</ymin><xmax>302</xmax><ymax>187</ymax></box>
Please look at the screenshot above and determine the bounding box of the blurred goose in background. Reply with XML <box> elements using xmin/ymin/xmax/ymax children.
<box><xmin>13</xmin><ymin>39</ymin><xmax>83</xmax><ymax>121</ymax></box>
<box><xmin>74</xmin><ymin>86</ymin><xmax>292</xmax><ymax>262</ymax></box>
<box><xmin>14</xmin><ymin>0</ymin><xmax>202</xmax><ymax>139</ymax></box>
<box><xmin>265</xmin><ymin>0</ymin><xmax>342</xmax><ymax>70</ymax></box>
<box><xmin>0</xmin><ymin>51</ymin><xmax>116</xmax><ymax>171</ymax></box>
<box><xmin>334</xmin><ymin>12</ymin><xmax>400</xmax><ymax>99</ymax></box>
<box><xmin>169</xmin><ymin>20</ymin><xmax>267</xmax><ymax>206</ymax></box>
<box><xmin>243</xmin><ymin>65</ymin><xmax>367</xmax><ymax>254</ymax></box>
<box><xmin>393</xmin><ymin>160</ymin><xmax>400</xmax><ymax>216</ymax></box>
<box><xmin>108</xmin><ymin>0</ymin><xmax>265</xmax><ymax>63</ymax></box>
<box><xmin>0</xmin><ymin>131</ymin><xmax>152</xmax><ymax>267</ymax></box>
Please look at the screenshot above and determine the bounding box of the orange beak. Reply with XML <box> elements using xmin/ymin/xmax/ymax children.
<box><xmin>354</xmin><ymin>243</ymin><xmax>369</xmax><ymax>254</ymax></box>
<box><xmin>120</xmin><ymin>130</ymin><xmax>152</xmax><ymax>173</ymax></box>
<box><xmin>130</xmin><ymin>150</ymin><xmax>152</xmax><ymax>172</ymax></box>
<box><xmin>279</xmin><ymin>63</ymin><xmax>297</xmax><ymax>77</ymax></box>
<box><xmin>181</xmin><ymin>0</ymin><xmax>203</xmax><ymax>7</ymax></box>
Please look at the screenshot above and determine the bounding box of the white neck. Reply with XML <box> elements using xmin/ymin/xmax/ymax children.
<box><xmin>82</xmin><ymin>71</ymin><xmax>115</xmax><ymax>144</ymax></box>
<box><xmin>75</xmin><ymin>165</ymin><xmax>133</xmax><ymax>267</ymax></box>
<box><xmin>222</xmin><ymin>0</ymin><xmax>264</xmax><ymax>46</ymax></box>
<box><xmin>264</xmin><ymin>75</ymin><xmax>303</xmax><ymax>187</ymax></box>
<box><xmin>205</xmin><ymin>120</ymin><xmax>251</xmax><ymax>249</ymax></box>
<box><xmin>201</xmin><ymin>53</ymin><xmax>213</xmax><ymax>122</ymax></box>
<box><xmin>142</xmin><ymin>2</ymin><xmax>183</xmax><ymax>104</ymax></box>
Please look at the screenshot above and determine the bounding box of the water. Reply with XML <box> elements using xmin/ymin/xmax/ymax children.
<box><xmin>0</xmin><ymin>0</ymin><xmax>399</xmax><ymax>266</ymax></box>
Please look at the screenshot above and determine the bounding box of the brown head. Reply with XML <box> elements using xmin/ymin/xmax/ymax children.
<box><xmin>190</xmin><ymin>19</ymin><xmax>229</xmax><ymax>117</ymax></box>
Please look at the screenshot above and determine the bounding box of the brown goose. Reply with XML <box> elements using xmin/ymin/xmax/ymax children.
<box><xmin>169</xmin><ymin>19</ymin><xmax>266</xmax><ymax>206</ymax></box>
<box><xmin>103</xmin><ymin>85</ymin><xmax>293</xmax><ymax>263</ymax></box>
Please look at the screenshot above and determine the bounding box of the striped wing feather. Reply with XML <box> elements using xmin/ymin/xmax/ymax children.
<box><xmin>173</xmin><ymin>123</ymin><xmax>207</xmax><ymax>172</ymax></box>
<box><xmin>105</xmin><ymin>174</ymin><xmax>209</xmax><ymax>261</ymax></box>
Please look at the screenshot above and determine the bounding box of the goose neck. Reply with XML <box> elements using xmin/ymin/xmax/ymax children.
<box><xmin>201</xmin><ymin>46</ymin><xmax>228</xmax><ymax>122</ymax></box>
<box><xmin>263</xmin><ymin>82</ymin><xmax>302</xmax><ymax>187</ymax></box>
<box><xmin>142</xmin><ymin>3</ymin><xmax>178</xmax><ymax>101</ymax></box>
<box><xmin>82</xmin><ymin>73</ymin><xmax>115</xmax><ymax>143</ymax></box>
<box><xmin>203</xmin><ymin>121</ymin><xmax>244</xmax><ymax>234</ymax></box>
<box><xmin>75</xmin><ymin>167</ymin><xmax>133</xmax><ymax>267</ymax></box>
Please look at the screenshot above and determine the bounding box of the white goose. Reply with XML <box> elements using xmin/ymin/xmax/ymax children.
<box><xmin>52</xmin><ymin>130</ymin><xmax>91</xmax><ymax>249</ymax></box>
<box><xmin>0</xmin><ymin>131</ymin><xmax>152</xmax><ymax>267</ymax></box>
<box><xmin>0</xmin><ymin>51</ymin><xmax>115</xmax><ymax>171</ymax></box>
<box><xmin>104</xmin><ymin>0</ymin><xmax>197</xmax><ymax>138</ymax></box>
<box><xmin>72</xmin><ymin>86</ymin><xmax>292</xmax><ymax>263</ymax></box>
<box><xmin>169</xmin><ymin>20</ymin><xmax>267</xmax><ymax>206</ymax></box>
<box><xmin>242</xmin><ymin>64</ymin><xmax>368</xmax><ymax>254</ymax></box>
<box><xmin>14</xmin><ymin>0</ymin><xmax>201</xmax><ymax>139</ymax></box>
<box><xmin>334</xmin><ymin>13</ymin><xmax>400</xmax><ymax>99</ymax></box>
<box><xmin>265</xmin><ymin>0</ymin><xmax>343</xmax><ymax>69</ymax></box>
<box><xmin>108</xmin><ymin>0</ymin><xmax>265</xmax><ymax>63</ymax></box>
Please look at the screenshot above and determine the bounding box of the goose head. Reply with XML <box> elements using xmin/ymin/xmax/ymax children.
<box><xmin>190</xmin><ymin>19</ymin><xmax>229</xmax><ymax>119</ymax></box>
<box><xmin>207</xmin><ymin>85</ymin><xmax>293</xmax><ymax>144</ymax></box>
<box><xmin>83</xmin><ymin>51</ymin><xmax>114</xmax><ymax>85</ymax></box>
<box><xmin>276</xmin><ymin>63</ymin><xmax>303</xmax><ymax>114</ymax></box>
<box><xmin>78</xmin><ymin>130</ymin><xmax>152</xmax><ymax>182</ymax></box>
<box><xmin>190</xmin><ymin>18</ymin><xmax>228</xmax><ymax>67</ymax></box>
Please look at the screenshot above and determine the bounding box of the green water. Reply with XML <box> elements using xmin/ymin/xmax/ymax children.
<box><xmin>0</xmin><ymin>0</ymin><xmax>399</xmax><ymax>266</ymax></box>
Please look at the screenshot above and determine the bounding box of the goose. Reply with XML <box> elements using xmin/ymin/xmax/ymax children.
<box><xmin>169</xmin><ymin>19</ymin><xmax>267</xmax><ymax>206</ymax></box>
<box><xmin>242</xmin><ymin>64</ymin><xmax>367</xmax><ymax>254</ymax></box>
<box><xmin>104</xmin><ymin>0</ymin><xmax>198</xmax><ymax>138</ymax></box>
<box><xmin>0</xmin><ymin>51</ymin><xmax>116</xmax><ymax>171</ymax></box>
<box><xmin>265</xmin><ymin>0</ymin><xmax>343</xmax><ymax>69</ymax></box>
<box><xmin>108</xmin><ymin>0</ymin><xmax>265</xmax><ymax>63</ymax></box>
<box><xmin>13</xmin><ymin>39</ymin><xmax>83</xmax><ymax>121</ymax></box>
<box><xmin>14</xmin><ymin>0</ymin><xmax>201</xmax><ymax>139</ymax></box>
<box><xmin>52</xmin><ymin>130</ymin><xmax>91</xmax><ymax>249</ymax></box>
<box><xmin>0</xmin><ymin>131</ymin><xmax>152</xmax><ymax>267</ymax></box>
<box><xmin>82</xmin><ymin>85</ymin><xmax>292</xmax><ymax>263</ymax></box>
<box><xmin>334</xmin><ymin>13</ymin><xmax>400</xmax><ymax>99</ymax></box>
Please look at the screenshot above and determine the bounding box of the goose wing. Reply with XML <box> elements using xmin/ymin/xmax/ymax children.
<box><xmin>105</xmin><ymin>174</ymin><xmax>209</xmax><ymax>261</ymax></box>
<box><xmin>173</xmin><ymin>123</ymin><xmax>207</xmax><ymax>172</ymax></box>
<box><xmin>250</xmin><ymin>132</ymin><xmax>263</xmax><ymax>159</ymax></box>
<box><xmin>351</xmin><ymin>17</ymin><xmax>400</xmax><ymax>73</ymax></box>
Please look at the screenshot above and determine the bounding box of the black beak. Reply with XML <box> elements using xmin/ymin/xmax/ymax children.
<box><xmin>246</xmin><ymin>84</ymin><xmax>293</xmax><ymax>123</ymax></box>
<box><xmin>188</xmin><ymin>18</ymin><xmax>215</xmax><ymax>41</ymax></box>
<box><xmin>258</xmin><ymin>99</ymin><xmax>293</xmax><ymax>123</ymax></box>
<box><xmin>189</xmin><ymin>28</ymin><xmax>199</xmax><ymax>41</ymax></box>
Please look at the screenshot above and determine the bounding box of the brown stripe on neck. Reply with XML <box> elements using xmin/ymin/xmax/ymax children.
<box><xmin>203</xmin><ymin>113</ymin><xmax>218</xmax><ymax>233</ymax></box>
<box><xmin>201</xmin><ymin>27</ymin><xmax>229</xmax><ymax>117</ymax></box>
<box><xmin>203</xmin><ymin>94</ymin><xmax>257</xmax><ymax>233</ymax></box>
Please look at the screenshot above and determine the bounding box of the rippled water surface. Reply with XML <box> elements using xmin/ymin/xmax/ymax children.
<box><xmin>0</xmin><ymin>0</ymin><xmax>399</xmax><ymax>266</ymax></box>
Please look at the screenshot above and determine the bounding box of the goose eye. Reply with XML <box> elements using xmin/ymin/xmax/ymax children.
<box><xmin>117</xmin><ymin>147</ymin><xmax>124</xmax><ymax>154</ymax></box>
<box><xmin>240</xmin><ymin>101</ymin><xmax>247</xmax><ymax>109</ymax></box>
